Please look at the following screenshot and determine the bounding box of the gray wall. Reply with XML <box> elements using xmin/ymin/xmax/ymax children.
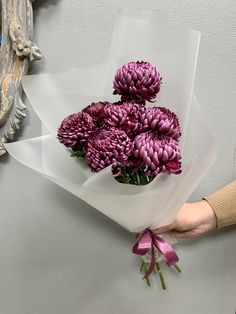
<box><xmin>1</xmin><ymin>0</ymin><xmax>236</xmax><ymax>313</ymax></box>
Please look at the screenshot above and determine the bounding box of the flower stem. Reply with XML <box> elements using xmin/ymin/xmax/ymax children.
<box><xmin>140</xmin><ymin>259</ymin><xmax>145</xmax><ymax>273</ymax></box>
<box><xmin>155</xmin><ymin>262</ymin><xmax>166</xmax><ymax>290</ymax></box>
<box><xmin>135</xmin><ymin>172</ymin><xmax>141</xmax><ymax>185</ymax></box>
<box><xmin>143</xmin><ymin>263</ymin><xmax>151</xmax><ymax>287</ymax></box>
<box><xmin>139</xmin><ymin>174</ymin><xmax>146</xmax><ymax>185</ymax></box>
<box><xmin>172</xmin><ymin>264</ymin><xmax>181</xmax><ymax>273</ymax></box>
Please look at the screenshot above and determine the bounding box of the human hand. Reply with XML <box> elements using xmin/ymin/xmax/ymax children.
<box><xmin>153</xmin><ymin>200</ymin><xmax>217</xmax><ymax>238</ymax></box>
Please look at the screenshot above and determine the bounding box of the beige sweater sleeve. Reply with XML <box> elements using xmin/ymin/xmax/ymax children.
<box><xmin>203</xmin><ymin>180</ymin><xmax>236</xmax><ymax>228</ymax></box>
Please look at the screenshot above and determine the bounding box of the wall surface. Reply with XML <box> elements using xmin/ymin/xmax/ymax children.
<box><xmin>0</xmin><ymin>0</ymin><xmax>236</xmax><ymax>313</ymax></box>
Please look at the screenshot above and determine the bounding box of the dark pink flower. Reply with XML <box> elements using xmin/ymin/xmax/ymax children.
<box><xmin>57</xmin><ymin>112</ymin><xmax>95</xmax><ymax>148</ymax></box>
<box><xmin>86</xmin><ymin>128</ymin><xmax>132</xmax><ymax>172</ymax></box>
<box><xmin>103</xmin><ymin>101</ymin><xmax>143</xmax><ymax>137</ymax></box>
<box><xmin>113</xmin><ymin>61</ymin><xmax>162</xmax><ymax>104</ymax></box>
<box><xmin>82</xmin><ymin>101</ymin><xmax>112</xmax><ymax>126</ymax></box>
<box><xmin>141</xmin><ymin>107</ymin><xmax>181</xmax><ymax>140</ymax></box>
<box><xmin>132</xmin><ymin>132</ymin><xmax>182</xmax><ymax>175</ymax></box>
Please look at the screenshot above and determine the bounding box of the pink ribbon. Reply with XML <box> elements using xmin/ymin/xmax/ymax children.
<box><xmin>132</xmin><ymin>229</ymin><xmax>179</xmax><ymax>278</ymax></box>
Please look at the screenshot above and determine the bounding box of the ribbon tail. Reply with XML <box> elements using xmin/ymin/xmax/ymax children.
<box><xmin>143</xmin><ymin>245</ymin><xmax>155</xmax><ymax>279</ymax></box>
<box><xmin>153</xmin><ymin>234</ymin><xmax>179</xmax><ymax>266</ymax></box>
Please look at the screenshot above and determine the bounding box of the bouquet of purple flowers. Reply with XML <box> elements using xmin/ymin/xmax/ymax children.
<box><xmin>58</xmin><ymin>61</ymin><xmax>182</xmax><ymax>189</ymax></box>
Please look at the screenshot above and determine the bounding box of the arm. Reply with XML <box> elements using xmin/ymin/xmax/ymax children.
<box><xmin>203</xmin><ymin>180</ymin><xmax>236</xmax><ymax>228</ymax></box>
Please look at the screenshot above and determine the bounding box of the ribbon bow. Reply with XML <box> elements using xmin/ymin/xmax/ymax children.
<box><xmin>132</xmin><ymin>229</ymin><xmax>179</xmax><ymax>278</ymax></box>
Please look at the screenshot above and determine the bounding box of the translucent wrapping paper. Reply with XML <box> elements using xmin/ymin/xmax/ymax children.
<box><xmin>5</xmin><ymin>8</ymin><xmax>216</xmax><ymax>233</ymax></box>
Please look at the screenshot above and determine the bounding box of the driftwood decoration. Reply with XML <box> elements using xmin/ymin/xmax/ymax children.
<box><xmin>0</xmin><ymin>0</ymin><xmax>41</xmax><ymax>156</ymax></box>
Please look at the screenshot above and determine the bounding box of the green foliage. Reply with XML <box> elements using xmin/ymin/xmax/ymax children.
<box><xmin>115</xmin><ymin>166</ymin><xmax>155</xmax><ymax>185</ymax></box>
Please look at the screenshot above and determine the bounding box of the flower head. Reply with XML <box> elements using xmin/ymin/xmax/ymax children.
<box><xmin>86</xmin><ymin>128</ymin><xmax>132</xmax><ymax>172</ymax></box>
<box><xmin>82</xmin><ymin>101</ymin><xmax>111</xmax><ymax>126</ymax></box>
<box><xmin>132</xmin><ymin>132</ymin><xmax>182</xmax><ymax>175</ymax></box>
<box><xmin>141</xmin><ymin>107</ymin><xmax>181</xmax><ymax>140</ymax></box>
<box><xmin>113</xmin><ymin>61</ymin><xmax>162</xmax><ymax>104</ymax></box>
<box><xmin>57</xmin><ymin>112</ymin><xmax>95</xmax><ymax>149</ymax></box>
<box><xmin>103</xmin><ymin>101</ymin><xmax>143</xmax><ymax>137</ymax></box>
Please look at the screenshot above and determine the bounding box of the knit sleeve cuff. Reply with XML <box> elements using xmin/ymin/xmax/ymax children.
<box><xmin>202</xmin><ymin>180</ymin><xmax>236</xmax><ymax>229</ymax></box>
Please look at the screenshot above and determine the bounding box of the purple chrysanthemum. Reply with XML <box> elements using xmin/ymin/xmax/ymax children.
<box><xmin>141</xmin><ymin>107</ymin><xmax>181</xmax><ymax>140</ymax></box>
<box><xmin>113</xmin><ymin>61</ymin><xmax>162</xmax><ymax>104</ymax></box>
<box><xmin>86</xmin><ymin>128</ymin><xmax>132</xmax><ymax>172</ymax></box>
<box><xmin>82</xmin><ymin>101</ymin><xmax>112</xmax><ymax>126</ymax></box>
<box><xmin>57</xmin><ymin>112</ymin><xmax>95</xmax><ymax>149</ymax></box>
<box><xmin>132</xmin><ymin>132</ymin><xmax>182</xmax><ymax>176</ymax></box>
<box><xmin>103</xmin><ymin>101</ymin><xmax>143</xmax><ymax>137</ymax></box>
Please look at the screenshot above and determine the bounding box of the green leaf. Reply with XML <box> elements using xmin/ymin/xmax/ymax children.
<box><xmin>71</xmin><ymin>150</ymin><xmax>86</xmax><ymax>158</ymax></box>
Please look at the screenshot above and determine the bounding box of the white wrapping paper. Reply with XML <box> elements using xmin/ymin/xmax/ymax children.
<box><xmin>5</xmin><ymin>9</ymin><xmax>216</xmax><ymax>233</ymax></box>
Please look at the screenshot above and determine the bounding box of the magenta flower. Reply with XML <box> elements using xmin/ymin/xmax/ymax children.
<box><xmin>82</xmin><ymin>101</ymin><xmax>112</xmax><ymax>126</ymax></box>
<box><xmin>103</xmin><ymin>101</ymin><xmax>143</xmax><ymax>137</ymax></box>
<box><xmin>132</xmin><ymin>132</ymin><xmax>182</xmax><ymax>175</ymax></box>
<box><xmin>86</xmin><ymin>128</ymin><xmax>132</xmax><ymax>172</ymax></box>
<box><xmin>57</xmin><ymin>112</ymin><xmax>95</xmax><ymax>149</ymax></box>
<box><xmin>113</xmin><ymin>61</ymin><xmax>162</xmax><ymax>104</ymax></box>
<box><xmin>141</xmin><ymin>107</ymin><xmax>181</xmax><ymax>140</ymax></box>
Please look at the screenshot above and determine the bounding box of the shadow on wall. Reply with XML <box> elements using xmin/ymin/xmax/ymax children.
<box><xmin>0</xmin><ymin>151</ymin><xmax>9</xmax><ymax>165</ymax></box>
<box><xmin>33</xmin><ymin>0</ymin><xmax>61</xmax><ymax>9</ymax></box>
